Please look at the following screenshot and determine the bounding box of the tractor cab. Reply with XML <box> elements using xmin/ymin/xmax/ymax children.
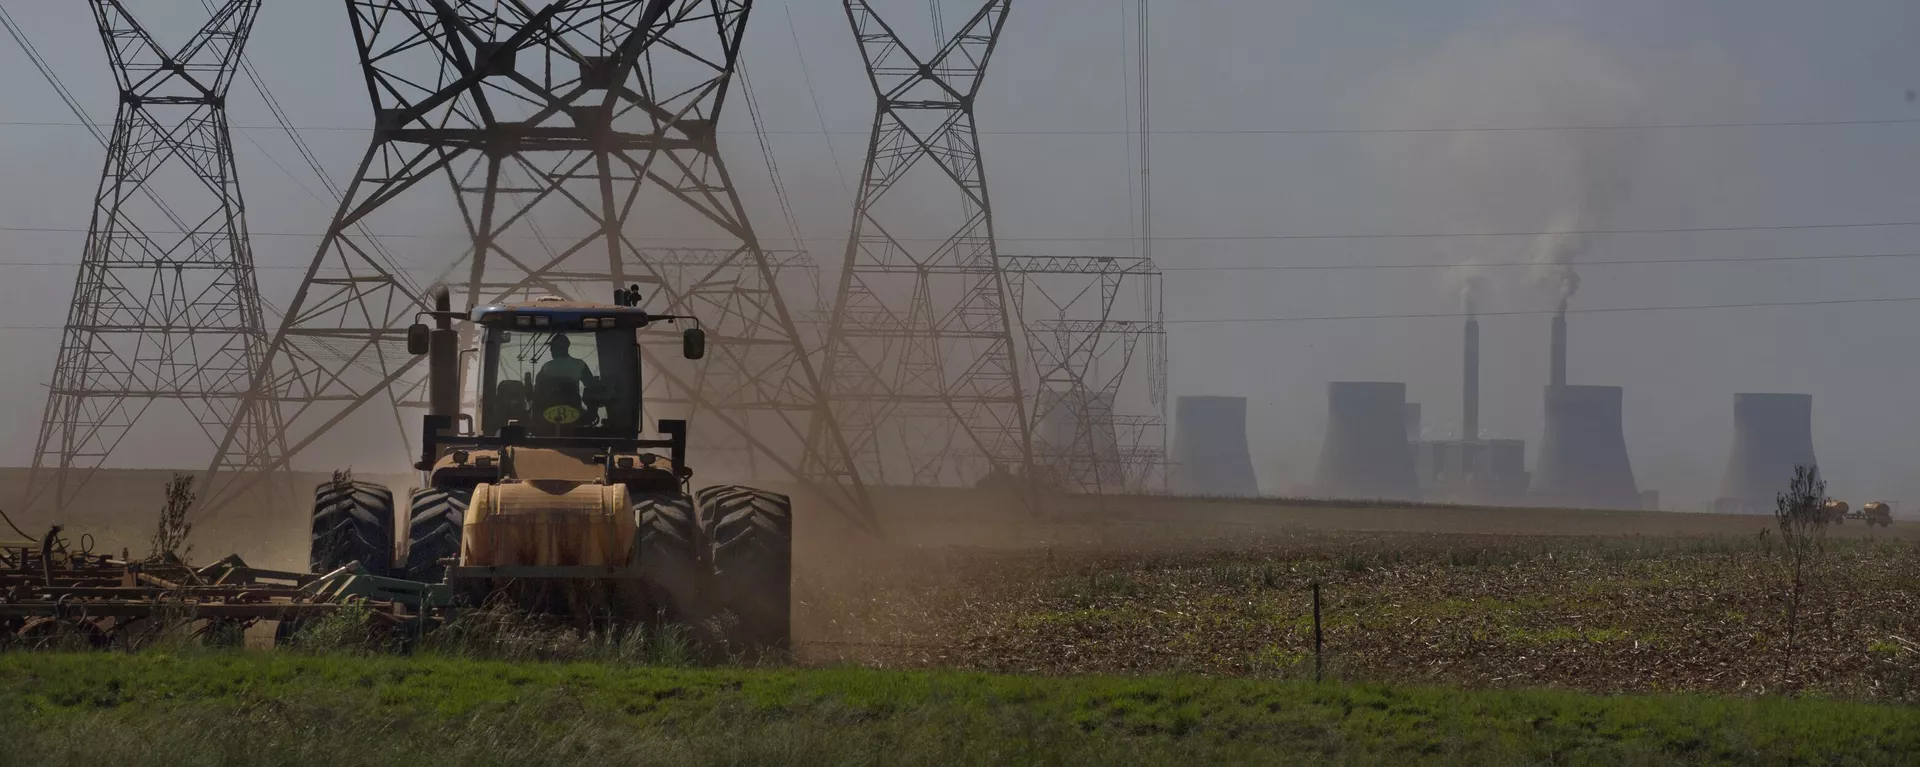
<box><xmin>405</xmin><ymin>286</ymin><xmax>705</xmax><ymax>473</ymax></box>
<box><xmin>467</xmin><ymin>297</ymin><xmax>684</xmax><ymax>439</ymax></box>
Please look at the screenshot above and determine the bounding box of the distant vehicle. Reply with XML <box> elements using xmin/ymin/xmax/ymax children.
<box><xmin>1822</xmin><ymin>499</ymin><xmax>1849</xmax><ymax>524</ymax></box>
<box><xmin>1850</xmin><ymin>502</ymin><xmax>1894</xmax><ymax>528</ymax></box>
<box><xmin>1822</xmin><ymin>499</ymin><xmax>1894</xmax><ymax>527</ymax></box>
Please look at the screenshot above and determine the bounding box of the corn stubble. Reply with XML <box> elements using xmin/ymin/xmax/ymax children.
<box><xmin>797</xmin><ymin>530</ymin><xmax>1920</xmax><ymax>701</ymax></box>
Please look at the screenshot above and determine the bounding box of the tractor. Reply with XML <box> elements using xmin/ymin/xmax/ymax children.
<box><xmin>1850</xmin><ymin>503</ymin><xmax>1896</xmax><ymax>530</ymax></box>
<box><xmin>1817</xmin><ymin>499</ymin><xmax>1895</xmax><ymax>527</ymax></box>
<box><xmin>1850</xmin><ymin>501</ymin><xmax>1895</xmax><ymax>528</ymax></box>
<box><xmin>305</xmin><ymin>286</ymin><xmax>793</xmax><ymax>650</ymax></box>
<box><xmin>1822</xmin><ymin>499</ymin><xmax>1850</xmax><ymax>525</ymax></box>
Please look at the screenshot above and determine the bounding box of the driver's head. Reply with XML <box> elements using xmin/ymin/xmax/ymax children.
<box><xmin>547</xmin><ymin>334</ymin><xmax>571</xmax><ymax>357</ymax></box>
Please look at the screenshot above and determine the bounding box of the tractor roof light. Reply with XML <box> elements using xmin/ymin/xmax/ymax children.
<box><xmin>583</xmin><ymin>317</ymin><xmax>600</xmax><ymax>329</ymax></box>
<box><xmin>515</xmin><ymin>315</ymin><xmax>532</xmax><ymax>328</ymax></box>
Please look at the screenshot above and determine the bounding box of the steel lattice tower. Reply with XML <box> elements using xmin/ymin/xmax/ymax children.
<box><xmin>813</xmin><ymin>0</ymin><xmax>1032</xmax><ymax>487</ymax></box>
<box><xmin>1002</xmin><ymin>256</ymin><xmax>1166</xmax><ymax>493</ymax></box>
<box><xmin>206</xmin><ymin>0</ymin><xmax>872</xmax><ymax>526</ymax></box>
<box><xmin>26</xmin><ymin>0</ymin><xmax>281</xmax><ymax>513</ymax></box>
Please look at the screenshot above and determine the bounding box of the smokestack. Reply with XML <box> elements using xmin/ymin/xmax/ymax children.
<box><xmin>1171</xmin><ymin>396</ymin><xmax>1259</xmax><ymax>497</ymax></box>
<box><xmin>1716</xmin><ymin>393</ymin><xmax>1816</xmax><ymax>514</ymax></box>
<box><xmin>1315</xmin><ymin>382</ymin><xmax>1420</xmax><ymax>500</ymax></box>
<box><xmin>1550</xmin><ymin>310</ymin><xmax>1567</xmax><ymax>387</ymax></box>
<box><xmin>1463</xmin><ymin>316</ymin><xmax>1480</xmax><ymax>441</ymax></box>
<box><xmin>1531</xmin><ymin>385</ymin><xmax>1638</xmax><ymax>509</ymax></box>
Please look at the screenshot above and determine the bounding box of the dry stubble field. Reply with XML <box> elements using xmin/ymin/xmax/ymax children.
<box><xmin>10</xmin><ymin>478</ymin><xmax>1920</xmax><ymax>764</ymax></box>
<box><xmin>9</xmin><ymin>471</ymin><xmax>1919</xmax><ymax>702</ymax></box>
<box><xmin>795</xmin><ymin>491</ymin><xmax>1920</xmax><ymax>701</ymax></box>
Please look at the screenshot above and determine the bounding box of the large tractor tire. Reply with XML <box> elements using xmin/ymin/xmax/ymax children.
<box><xmin>405</xmin><ymin>487</ymin><xmax>473</xmax><ymax>582</ymax></box>
<box><xmin>696</xmin><ymin>485</ymin><xmax>792</xmax><ymax>654</ymax></box>
<box><xmin>634</xmin><ymin>492</ymin><xmax>701</xmax><ymax>623</ymax></box>
<box><xmin>310</xmin><ymin>479</ymin><xmax>395</xmax><ymax>576</ymax></box>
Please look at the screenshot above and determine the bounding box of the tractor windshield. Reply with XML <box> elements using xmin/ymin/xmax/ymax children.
<box><xmin>481</xmin><ymin>327</ymin><xmax>640</xmax><ymax>437</ymax></box>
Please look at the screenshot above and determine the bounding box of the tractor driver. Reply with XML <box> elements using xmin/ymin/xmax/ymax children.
<box><xmin>533</xmin><ymin>334</ymin><xmax>601</xmax><ymax>430</ymax></box>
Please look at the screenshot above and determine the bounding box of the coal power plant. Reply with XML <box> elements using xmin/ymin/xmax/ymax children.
<box><xmin>1316</xmin><ymin>382</ymin><xmax>1420</xmax><ymax>500</ymax></box>
<box><xmin>1531</xmin><ymin>384</ymin><xmax>1640</xmax><ymax>509</ymax></box>
<box><xmin>1172</xmin><ymin>396</ymin><xmax>1260</xmax><ymax>497</ymax></box>
<box><xmin>1418</xmin><ymin>439</ymin><xmax>1527</xmax><ymax>502</ymax></box>
<box><xmin>1522</xmin><ymin>307</ymin><xmax>1648</xmax><ymax>510</ymax></box>
<box><xmin>1412</xmin><ymin>309</ymin><xmax>1528</xmax><ymax>504</ymax></box>
<box><xmin>1715</xmin><ymin>393</ymin><xmax>1818</xmax><ymax>514</ymax></box>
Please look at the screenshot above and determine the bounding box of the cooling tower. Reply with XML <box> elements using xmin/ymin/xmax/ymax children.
<box><xmin>1037</xmin><ymin>388</ymin><xmax>1123</xmax><ymax>487</ymax></box>
<box><xmin>1171</xmin><ymin>396</ymin><xmax>1259</xmax><ymax>496</ymax></box>
<box><xmin>1315</xmin><ymin>382</ymin><xmax>1419</xmax><ymax>500</ymax></box>
<box><xmin>1463</xmin><ymin>317</ymin><xmax>1480</xmax><ymax>441</ymax></box>
<box><xmin>1404</xmin><ymin>402</ymin><xmax>1422</xmax><ymax>440</ymax></box>
<box><xmin>1530</xmin><ymin>385</ymin><xmax>1639</xmax><ymax>509</ymax></box>
<box><xmin>1715</xmin><ymin>393</ymin><xmax>1816</xmax><ymax>514</ymax></box>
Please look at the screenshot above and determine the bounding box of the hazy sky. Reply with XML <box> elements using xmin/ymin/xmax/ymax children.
<box><xmin>2</xmin><ymin>0</ymin><xmax>1918</xmax><ymax>509</ymax></box>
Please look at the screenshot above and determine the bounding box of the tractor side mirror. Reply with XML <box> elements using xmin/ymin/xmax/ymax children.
<box><xmin>406</xmin><ymin>323</ymin><xmax>431</xmax><ymax>355</ymax></box>
<box><xmin>682</xmin><ymin>327</ymin><xmax>706</xmax><ymax>360</ymax></box>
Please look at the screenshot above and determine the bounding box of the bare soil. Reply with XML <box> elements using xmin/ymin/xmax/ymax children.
<box><xmin>10</xmin><ymin>470</ymin><xmax>1916</xmax><ymax>699</ymax></box>
<box><xmin>791</xmin><ymin>487</ymin><xmax>1920</xmax><ymax>700</ymax></box>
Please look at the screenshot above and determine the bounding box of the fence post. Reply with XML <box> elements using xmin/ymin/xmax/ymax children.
<box><xmin>1312</xmin><ymin>581</ymin><xmax>1324</xmax><ymax>683</ymax></box>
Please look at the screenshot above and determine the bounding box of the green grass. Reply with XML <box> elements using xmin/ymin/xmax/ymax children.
<box><xmin>1</xmin><ymin>651</ymin><xmax>1916</xmax><ymax>766</ymax></box>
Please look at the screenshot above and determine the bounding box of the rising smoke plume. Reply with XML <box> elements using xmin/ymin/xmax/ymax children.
<box><xmin>1527</xmin><ymin>124</ymin><xmax>1638</xmax><ymax>313</ymax></box>
<box><xmin>1353</xmin><ymin>24</ymin><xmax>1646</xmax><ymax>312</ymax></box>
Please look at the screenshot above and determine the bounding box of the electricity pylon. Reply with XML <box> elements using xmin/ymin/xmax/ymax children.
<box><xmin>812</xmin><ymin>0</ymin><xmax>1034</xmax><ymax>488</ymax></box>
<box><xmin>27</xmin><ymin>0</ymin><xmax>281</xmax><ymax>513</ymax></box>
<box><xmin>206</xmin><ymin>0</ymin><xmax>872</xmax><ymax>526</ymax></box>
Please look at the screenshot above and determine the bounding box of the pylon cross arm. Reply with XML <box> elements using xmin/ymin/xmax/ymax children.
<box><xmin>92</xmin><ymin>0</ymin><xmax>261</xmax><ymax>102</ymax></box>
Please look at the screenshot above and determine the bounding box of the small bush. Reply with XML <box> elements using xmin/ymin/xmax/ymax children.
<box><xmin>147</xmin><ymin>473</ymin><xmax>195</xmax><ymax>564</ymax></box>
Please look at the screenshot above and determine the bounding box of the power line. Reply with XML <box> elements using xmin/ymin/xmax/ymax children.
<box><xmin>0</xmin><ymin>261</ymin><xmax>331</xmax><ymax>269</ymax></box>
<box><xmin>6</xmin><ymin>116</ymin><xmax>1920</xmax><ymax>135</ymax></box>
<box><xmin>206</xmin><ymin>0</ymin><xmax>420</xmax><ymax>300</ymax></box>
<box><xmin>786</xmin><ymin>7</ymin><xmax>854</xmax><ymax>206</ymax></box>
<box><xmin>5</xmin><ymin>220</ymin><xmax>1919</xmax><ymax>243</ymax></box>
<box><xmin>0</xmin><ymin>11</ymin><xmax>102</xmax><ymax>145</ymax></box>
<box><xmin>1137</xmin><ymin>0</ymin><xmax>1152</xmax><ymax>267</ymax></box>
<box><xmin>1157</xmin><ymin>250</ymin><xmax>1920</xmax><ymax>272</ymax></box>
<box><xmin>2</xmin><ymin>248</ymin><xmax>1916</xmax><ymax>273</ymax></box>
<box><xmin>0</xmin><ymin>295</ymin><xmax>1909</xmax><ymax>331</ymax></box>
<box><xmin>1100</xmin><ymin>220</ymin><xmax>1920</xmax><ymax>242</ymax></box>
<box><xmin>1164</xmin><ymin>295</ymin><xmax>1920</xmax><ymax>325</ymax></box>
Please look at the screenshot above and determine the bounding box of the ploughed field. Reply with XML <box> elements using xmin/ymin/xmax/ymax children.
<box><xmin>6</xmin><ymin>468</ymin><xmax>1917</xmax><ymax>701</ymax></box>
<box><xmin>798</xmin><ymin>510</ymin><xmax>1920</xmax><ymax>702</ymax></box>
<box><xmin>7</xmin><ymin>476</ymin><xmax>1920</xmax><ymax>763</ymax></box>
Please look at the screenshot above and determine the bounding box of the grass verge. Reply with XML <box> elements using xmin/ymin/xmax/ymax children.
<box><xmin>1</xmin><ymin>650</ymin><xmax>1916</xmax><ymax>766</ymax></box>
